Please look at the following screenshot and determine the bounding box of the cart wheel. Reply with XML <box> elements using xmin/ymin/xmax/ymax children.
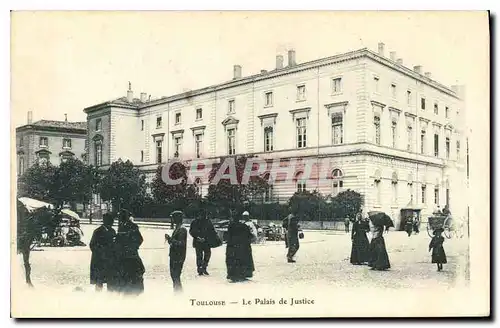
<box><xmin>443</xmin><ymin>217</ymin><xmax>453</xmax><ymax>239</ymax></box>
<box><xmin>426</xmin><ymin>222</ymin><xmax>434</xmax><ymax>238</ymax></box>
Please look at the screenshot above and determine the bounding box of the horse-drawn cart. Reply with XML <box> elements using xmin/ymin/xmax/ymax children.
<box><xmin>427</xmin><ymin>214</ymin><xmax>464</xmax><ymax>239</ymax></box>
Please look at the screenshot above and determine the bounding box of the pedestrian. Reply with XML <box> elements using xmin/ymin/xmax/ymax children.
<box><xmin>413</xmin><ymin>213</ymin><xmax>420</xmax><ymax>234</ymax></box>
<box><xmin>429</xmin><ymin>228</ymin><xmax>447</xmax><ymax>272</ymax></box>
<box><xmin>225</xmin><ymin>211</ymin><xmax>255</xmax><ymax>282</ymax></box>
<box><xmin>115</xmin><ymin>209</ymin><xmax>145</xmax><ymax>296</ymax></box>
<box><xmin>89</xmin><ymin>213</ymin><xmax>117</xmax><ymax>292</ymax></box>
<box><xmin>442</xmin><ymin>205</ymin><xmax>451</xmax><ymax>217</ymax></box>
<box><xmin>189</xmin><ymin>212</ymin><xmax>220</xmax><ymax>276</ymax></box>
<box><xmin>405</xmin><ymin>216</ymin><xmax>413</xmax><ymax>237</ymax></box>
<box><xmin>344</xmin><ymin>217</ymin><xmax>350</xmax><ymax>233</ymax></box>
<box><xmin>242</xmin><ymin>211</ymin><xmax>258</xmax><ymax>243</ymax></box>
<box><xmin>350</xmin><ymin>213</ymin><xmax>369</xmax><ymax>265</ymax></box>
<box><xmin>285</xmin><ymin>211</ymin><xmax>301</xmax><ymax>263</ymax></box>
<box><xmin>165</xmin><ymin>211</ymin><xmax>187</xmax><ymax>292</ymax></box>
<box><xmin>368</xmin><ymin>220</ymin><xmax>391</xmax><ymax>271</ymax></box>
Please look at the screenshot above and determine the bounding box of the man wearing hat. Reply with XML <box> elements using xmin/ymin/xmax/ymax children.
<box><xmin>189</xmin><ymin>211</ymin><xmax>218</xmax><ymax>276</ymax></box>
<box><xmin>165</xmin><ymin>211</ymin><xmax>187</xmax><ymax>291</ymax></box>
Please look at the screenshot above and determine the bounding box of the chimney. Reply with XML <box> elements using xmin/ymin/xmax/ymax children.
<box><xmin>64</xmin><ymin>113</ymin><xmax>68</xmax><ymax>122</ymax></box>
<box><xmin>425</xmin><ymin>72</ymin><xmax>432</xmax><ymax>79</ymax></box>
<box><xmin>396</xmin><ymin>58</ymin><xmax>403</xmax><ymax>65</ymax></box>
<box><xmin>276</xmin><ymin>55</ymin><xmax>284</xmax><ymax>69</ymax></box>
<box><xmin>413</xmin><ymin>65</ymin><xmax>422</xmax><ymax>74</ymax></box>
<box><xmin>127</xmin><ymin>81</ymin><xmax>133</xmax><ymax>102</ymax></box>
<box><xmin>233</xmin><ymin>65</ymin><xmax>242</xmax><ymax>79</ymax></box>
<box><xmin>288</xmin><ymin>49</ymin><xmax>296</xmax><ymax>67</ymax></box>
<box><xmin>140</xmin><ymin>92</ymin><xmax>147</xmax><ymax>102</ymax></box>
<box><xmin>389</xmin><ymin>51</ymin><xmax>397</xmax><ymax>61</ymax></box>
<box><xmin>261</xmin><ymin>69</ymin><xmax>268</xmax><ymax>74</ymax></box>
<box><xmin>27</xmin><ymin>111</ymin><xmax>33</xmax><ymax>124</ymax></box>
<box><xmin>148</xmin><ymin>95</ymin><xmax>152</xmax><ymax>101</ymax></box>
<box><xmin>378</xmin><ymin>42</ymin><xmax>385</xmax><ymax>56</ymax></box>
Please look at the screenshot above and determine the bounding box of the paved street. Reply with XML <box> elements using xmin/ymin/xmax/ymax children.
<box><xmin>12</xmin><ymin>224</ymin><xmax>470</xmax><ymax>317</ymax></box>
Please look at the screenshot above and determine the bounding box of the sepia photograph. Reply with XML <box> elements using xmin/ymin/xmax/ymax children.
<box><xmin>9</xmin><ymin>10</ymin><xmax>490</xmax><ymax>318</ymax></box>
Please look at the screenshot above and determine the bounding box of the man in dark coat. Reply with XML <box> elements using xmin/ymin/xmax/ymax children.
<box><xmin>115</xmin><ymin>209</ymin><xmax>145</xmax><ymax>295</ymax></box>
<box><xmin>89</xmin><ymin>213</ymin><xmax>116</xmax><ymax>291</ymax></box>
<box><xmin>165</xmin><ymin>211</ymin><xmax>187</xmax><ymax>292</ymax></box>
<box><xmin>189</xmin><ymin>213</ymin><xmax>218</xmax><ymax>275</ymax></box>
<box><xmin>225</xmin><ymin>213</ymin><xmax>255</xmax><ymax>282</ymax></box>
<box><xmin>344</xmin><ymin>217</ymin><xmax>350</xmax><ymax>233</ymax></box>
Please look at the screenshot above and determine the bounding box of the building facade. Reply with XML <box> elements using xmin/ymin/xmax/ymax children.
<box><xmin>16</xmin><ymin>113</ymin><xmax>88</xmax><ymax>175</ymax></box>
<box><xmin>83</xmin><ymin>44</ymin><xmax>468</xmax><ymax>226</ymax></box>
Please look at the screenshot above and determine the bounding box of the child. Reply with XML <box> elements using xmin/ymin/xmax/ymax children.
<box><xmin>165</xmin><ymin>211</ymin><xmax>187</xmax><ymax>292</ymax></box>
<box><xmin>429</xmin><ymin>228</ymin><xmax>447</xmax><ymax>271</ymax></box>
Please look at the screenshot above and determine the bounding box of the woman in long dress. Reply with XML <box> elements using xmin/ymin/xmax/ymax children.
<box><xmin>89</xmin><ymin>213</ymin><xmax>116</xmax><ymax>291</ymax></box>
<box><xmin>368</xmin><ymin>220</ymin><xmax>391</xmax><ymax>271</ymax></box>
<box><xmin>225</xmin><ymin>213</ymin><xmax>255</xmax><ymax>282</ymax></box>
<box><xmin>115</xmin><ymin>209</ymin><xmax>146</xmax><ymax>295</ymax></box>
<box><xmin>429</xmin><ymin>228</ymin><xmax>447</xmax><ymax>271</ymax></box>
<box><xmin>286</xmin><ymin>213</ymin><xmax>300</xmax><ymax>263</ymax></box>
<box><xmin>350</xmin><ymin>215</ymin><xmax>369</xmax><ymax>265</ymax></box>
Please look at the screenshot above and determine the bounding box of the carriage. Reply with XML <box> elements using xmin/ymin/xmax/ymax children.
<box><xmin>426</xmin><ymin>213</ymin><xmax>465</xmax><ymax>239</ymax></box>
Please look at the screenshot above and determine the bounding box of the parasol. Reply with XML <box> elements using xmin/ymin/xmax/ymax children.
<box><xmin>18</xmin><ymin>197</ymin><xmax>54</xmax><ymax>213</ymax></box>
<box><xmin>368</xmin><ymin>211</ymin><xmax>394</xmax><ymax>228</ymax></box>
<box><xmin>171</xmin><ymin>210</ymin><xmax>184</xmax><ymax>217</ymax></box>
<box><xmin>61</xmin><ymin>209</ymin><xmax>80</xmax><ymax>221</ymax></box>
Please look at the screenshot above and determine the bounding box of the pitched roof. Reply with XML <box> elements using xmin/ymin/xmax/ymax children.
<box><xmin>17</xmin><ymin>120</ymin><xmax>87</xmax><ymax>133</ymax></box>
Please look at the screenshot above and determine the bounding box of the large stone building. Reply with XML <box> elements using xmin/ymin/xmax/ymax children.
<box><xmin>16</xmin><ymin>112</ymin><xmax>87</xmax><ymax>175</ymax></box>
<box><xmin>83</xmin><ymin>44</ymin><xmax>468</xmax><ymax>226</ymax></box>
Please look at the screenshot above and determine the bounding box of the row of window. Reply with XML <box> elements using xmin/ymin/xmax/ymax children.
<box><xmin>32</xmin><ymin>137</ymin><xmax>73</xmax><ymax>149</ymax></box>
<box><xmin>373</xmin><ymin>76</ymin><xmax>458</xmax><ymax>118</ymax></box>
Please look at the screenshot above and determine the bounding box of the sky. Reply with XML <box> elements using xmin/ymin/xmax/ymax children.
<box><xmin>11</xmin><ymin>11</ymin><xmax>488</xmax><ymax>129</ymax></box>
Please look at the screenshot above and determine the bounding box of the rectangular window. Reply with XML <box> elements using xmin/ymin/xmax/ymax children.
<box><xmin>420</xmin><ymin>130</ymin><xmax>426</xmax><ymax>154</ymax></box>
<box><xmin>63</xmin><ymin>138</ymin><xmax>72</xmax><ymax>149</ymax></box>
<box><xmin>195</xmin><ymin>133</ymin><xmax>203</xmax><ymax>158</ymax></box>
<box><xmin>332</xmin><ymin>78</ymin><xmax>342</xmax><ymax>93</ymax></box>
<box><xmin>421</xmin><ymin>185</ymin><xmax>427</xmax><ymax>204</ymax></box>
<box><xmin>228</xmin><ymin>100</ymin><xmax>235</xmax><ymax>114</ymax></box>
<box><xmin>407</xmin><ymin>126</ymin><xmax>413</xmax><ymax>151</ymax></box>
<box><xmin>445</xmin><ymin>137</ymin><xmax>450</xmax><ymax>159</ymax></box>
<box><xmin>445</xmin><ymin>106</ymin><xmax>449</xmax><ymax>118</ymax></box>
<box><xmin>196</xmin><ymin>108</ymin><xmax>203</xmax><ymax>120</ymax></box>
<box><xmin>434</xmin><ymin>133</ymin><xmax>439</xmax><ymax>157</ymax></box>
<box><xmin>175</xmin><ymin>113</ymin><xmax>182</xmax><ymax>125</ymax></box>
<box><xmin>140</xmin><ymin>150</ymin><xmax>144</xmax><ymax>162</ymax></box>
<box><xmin>156</xmin><ymin>140</ymin><xmax>163</xmax><ymax>163</ymax></box>
<box><xmin>391</xmin><ymin>121</ymin><xmax>397</xmax><ymax>148</ymax></box>
<box><xmin>264</xmin><ymin>186</ymin><xmax>274</xmax><ymax>202</ymax></box>
<box><xmin>95</xmin><ymin>143</ymin><xmax>102</xmax><ymax>167</ymax></box>
<box><xmin>434</xmin><ymin>103</ymin><xmax>439</xmax><ymax>115</ymax></box>
<box><xmin>392</xmin><ymin>182</ymin><xmax>398</xmax><ymax>204</ymax></box>
<box><xmin>391</xmin><ymin>84</ymin><xmax>397</xmax><ymax>98</ymax></box>
<box><xmin>174</xmin><ymin>136</ymin><xmax>182</xmax><ymax>156</ymax></box>
<box><xmin>95</xmin><ymin>118</ymin><xmax>102</xmax><ymax>132</ymax></box>
<box><xmin>39</xmin><ymin>137</ymin><xmax>48</xmax><ymax>147</ymax></box>
<box><xmin>265</xmin><ymin>92</ymin><xmax>273</xmax><ymax>107</ymax></box>
<box><xmin>227</xmin><ymin>129</ymin><xmax>236</xmax><ymax>155</ymax></box>
<box><xmin>141</xmin><ymin>120</ymin><xmax>144</xmax><ymax>131</ymax></box>
<box><xmin>18</xmin><ymin>157</ymin><xmax>25</xmax><ymax>175</ymax></box>
<box><xmin>296</xmin><ymin>118</ymin><xmax>307</xmax><ymax>148</ymax></box>
<box><xmin>421</xmin><ymin>98</ymin><xmax>426</xmax><ymax>110</ymax></box>
<box><xmin>332</xmin><ymin>180</ymin><xmax>343</xmax><ymax>196</ymax></box>
<box><xmin>297</xmin><ymin>85</ymin><xmax>306</xmax><ymax>101</ymax></box>
<box><xmin>264</xmin><ymin>126</ymin><xmax>274</xmax><ymax>152</ymax></box>
<box><xmin>373</xmin><ymin>76</ymin><xmax>379</xmax><ymax>93</ymax></box>
<box><xmin>457</xmin><ymin>140</ymin><xmax>461</xmax><ymax>160</ymax></box>
<box><xmin>407</xmin><ymin>90</ymin><xmax>412</xmax><ymax>105</ymax></box>
<box><xmin>408</xmin><ymin>182</ymin><xmax>414</xmax><ymax>203</ymax></box>
<box><xmin>332</xmin><ymin>113</ymin><xmax>343</xmax><ymax>145</ymax></box>
<box><xmin>297</xmin><ymin>182</ymin><xmax>306</xmax><ymax>193</ymax></box>
<box><xmin>374</xmin><ymin>116</ymin><xmax>381</xmax><ymax>145</ymax></box>
<box><xmin>434</xmin><ymin>186</ymin><xmax>440</xmax><ymax>205</ymax></box>
<box><xmin>156</xmin><ymin>116</ymin><xmax>162</xmax><ymax>129</ymax></box>
<box><xmin>375</xmin><ymin>181</ymin><xmax>381</xmax><ymax>204</ymax></box>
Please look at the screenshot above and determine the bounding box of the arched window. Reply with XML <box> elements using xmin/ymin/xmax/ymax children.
<box><xmin>434</xmin><ymin>179</ymin><xmax>440</xmax><ymax>206</ymax></box>
<box><xmin>374</xmin><ymin>169</ymin><xmax>382</xmax><ymax>205</ymax></box>
<box><xmin>445</xmin><ymin>179</ymin><xmax>450</xmax><ymax>208</ymax></box>
<box><xmin>391</xmin><ymin>172</ymin><xmax>398</xmax><ymax>204</ymax></box>
<box><xmin>331</xmin><ymin>169</ymin><xmax>344</xmax><ymax>196</ymax></box>
<box><xmin>407</xmin><ymin>173</ymin><xmax>414</xmax><ymax>203</ymax></box>
<box><xmin>295</xmin><ymin>171</ymin><xmax>306</xmax><ymax>193</ymax></box>
<box><xmin>194</xmin><ymin>178</ymin><xmax>202</xmax><ymax>196</ymax></box>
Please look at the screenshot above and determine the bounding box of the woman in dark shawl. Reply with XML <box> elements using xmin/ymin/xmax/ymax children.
<box><xmin>115</xmin><ymin>209</ymin><xmax>145</xmax><ymax>295</ymax></box>
<box><xmin>286</xmin><ymin>213</ymin><xmax>300</xmax><ymax>263</ymax></box>
<box><xmin>350</xmin><ymin>214</ymin><xmax>369</xmax><ymax>265</ymax></box>
<box><xmin>368</xmin><ymin>220</ymin><xmax>391</xmax><ymax>271</ymax></box>
<box><xmin>405</xmin><ymin>216</ymin><xmax>414</xmax><ymax>237</ymax></box>
<box><xmin>89</xmin><ymin>213</ymin><xmax>117</xmax><ymax>291</ymax></box>
<box><xmin>225</xmin><ymin>213</ymin><xmax>255</xmax><ymax>282</ymax></box>
<box><xmin>429</xmin><ymin>228</ymin><xmax>447</xmax><ymax>271</ymax></box>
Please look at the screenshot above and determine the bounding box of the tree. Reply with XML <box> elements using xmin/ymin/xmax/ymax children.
<box><xmin>205</xmin><ymin>156</ymin><xmax>270</xmax><ymax>217</ymax></box>
<box><xmin>288</xmin><ymin>190</ymin><xmax>325</xmax><ymax>221</ymax></box>
<box><xmin>150</xmin><ymin>163</ymin><xmax>200</xmax><ymax>209</ymax></box>
<box><xmin>334</xmin><ymin>189</ymin><xmax>363</xmax><ymax>220</ymax></box>
<box><xmin>98</xmin><ymin>159</ymin><xmax>147</xmax><ymax>211</ymax></box>
<box><xmin>17</xmin><ymin>161</ymin><xmax>58</xmax><ymax>203</ymax></box>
